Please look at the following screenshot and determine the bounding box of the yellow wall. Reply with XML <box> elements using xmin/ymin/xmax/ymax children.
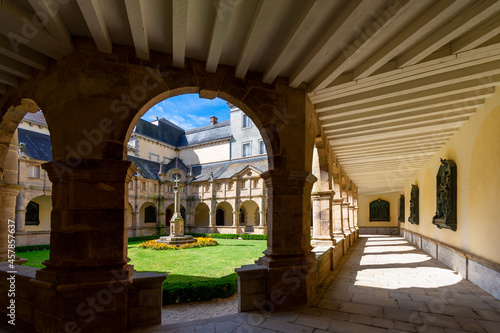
<box><xmin>358</xmin><ymin>192</ymin><xmax>400</xmax><ymax>227</ymax></box>
<box><xmin>402</xmin><ymin>87</ymin><xmax>500</xmax><ymax>264</ymax></box>
<box><xmin>180</xmin><ymin>142</ymin><xmax>230</xmax><ymax>165</ymax></box>
<box><xmin>25</xmin><ymin>196</ymin><xmax>52</xmax><ymax>231</ymax></box>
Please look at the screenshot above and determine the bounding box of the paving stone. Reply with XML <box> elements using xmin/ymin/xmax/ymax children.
<box><xmin>259</xmin><ymin>318</ymin><xmax>314</xmax><ymax>333</ymax></box>
<box><xmin>317</xmin><ymin>298</ymin><xmax>341</xmax><ymax>311</ymax></box>
<box><xmin>419</xmin><ymin>313</ymin><xmax>461</xmax><ymax>329</ymax></box>
<box><xmin>267</xmin><ymin>311</ymin><xmax>301</xmax><ymax>322</ymax></box>
<box><xmin>384</xmin><ymin>307</ymin><xmax>421</xmax><ymax>324</ymax></box>
<box><xmin>319</xmin><ymin>309</ymin><xmax>351</xmax><ymax>321</ymax></box>
<box><xmin>328</xmin><ymin>319</ymin><xmax>386</xmax><ymax>333</ymax></box>
<box><xmin>475</xmin><ymin>309</ymin><xmax>500</xmax><ymax>322</ymax></box>
<box><xmin>372</xmin><ymin>317</ymin><xmax>395</xmax><ymax>329</ymax></box>
<box><xmin>294</xmin><ymin>314</ymin><xmax>330</xmax><ymax>330</ymax></box>
<box><xmin>478</xmin><ymin>320</ymin><xmax>500</xmax><ymax>333</ymax></box>
<box><xmin>455</xmin><ymin>317</ymin><xmax>487</xmax><ymax>332</ymax></box>
<box><xmin>352</xmin><ymin>294</ymin><xmax>399</xmax><ymax>308</ymax></box>
<box><xmin>339</xmin><ymin>302</ymin><xmax>384</xmax><ymax>318</ymax></box>
<box><xmin>394</xmin><ymin>320</ymin><xmax>417</xmax><ymax>332</ymax></box>
<box><xmin>397</xmin><ymin>300</ymin><xmax>428</xmax><ymax>312</ymax></box>
<box><xmin>349</xmin><ymin>314</ymin><xmax>373</xmax><ymax>325</ymax></box>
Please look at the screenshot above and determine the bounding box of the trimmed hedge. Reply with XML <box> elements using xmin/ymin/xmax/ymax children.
<box><xmin>163</xmin><ymin>273</ymin><xmax>237</xmax><ymax>305</ymax></box>
<box><xmin>240</xmin><ymin>234</ymin><xmax>267</xmax><ymax>240</ymax></box>
<box><xmin>127</xmin><ymin>234</ymin><xmax>168</xmax><ymax>243</ymax></box>
<box><xmin>207</xmin><ymin>233</ymin><xmax>239</xmax><ymax>239</ymax></box>
<box><xmin>16</xmin><ymin>233</ymin><xmax>266</xmax><ymax>253</ymax></box>
<box><xmin>15</xmin><ymin>244</ymin><xmax>50</xmax><ymax>252</ymax></box>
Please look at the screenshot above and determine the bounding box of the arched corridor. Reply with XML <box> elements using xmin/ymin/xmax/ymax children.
<box><xmin>127</xmin><ymin>235</ymin><xmax>500</xmax><ymax>332</ymax></box>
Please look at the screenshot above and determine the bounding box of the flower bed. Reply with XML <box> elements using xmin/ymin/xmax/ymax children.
<box><xmin>137</xmin><ymin>237</ymin><xmax>218</xmax><ymax>250</ymax></box>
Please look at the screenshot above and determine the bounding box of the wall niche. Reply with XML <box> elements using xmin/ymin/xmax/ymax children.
<box><xmin>409</xmin><ymin>185</ymin><xmax>419</xmax><ymax>225</ymax></box>
<box><xmin>432</xmin><ymin>159</ymin><xmax>457</xmax><ymax>231</ymax></box>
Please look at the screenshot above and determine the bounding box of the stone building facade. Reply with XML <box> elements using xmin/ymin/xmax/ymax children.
<box><xmin>14</xmin><ymin>107</ymin><xmax>268</xmax><ymax>246</ymax></box>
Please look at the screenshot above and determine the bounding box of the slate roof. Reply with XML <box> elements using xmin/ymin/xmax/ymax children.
<box><xmin>127</xmin><ymin>156</ymin><xmax>161</xmax><ymax>180</ymax></box>
<box><xmin>179</xmin><ymin>120</ymin><xmax>231</xmax><ymax>147</ymax></box>
<box><xmin>17</xmin><ymin>128</ymin><xmax>53</xmax><ymax>161</ymax></box>
<box><xmin>161</xmin><ymin>157</ymin><xmax>189</xmax><ymax>175</ymax></box>
<box><xmin>134</xmin><ymin>118</ymin><xmax>231</xmax><ymax>147</ymax></box>
<box><xmin>134</xmin><ymin>118</ymin><xmax>185</xmax><ymax>146</ymax></box>
<box><xmin>192</xmin><ymin>156</ymin><xmax>268</xmax><ymax>181</ymax></box>
<box><xmin>125</xmin><ymin>155</ymin><xmax>268</xmax><ymax>181</ymax></box>
<box><xmin>22</xmin><ymin>111</ymin><xmax>47</xmax><ymax>126</ymax></box>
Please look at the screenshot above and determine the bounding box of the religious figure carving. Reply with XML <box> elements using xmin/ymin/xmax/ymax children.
<box><xmin>409</xmin><ymin>185</ymin><xmax>419</xmax><ymax>224</ymax></box>
<box><xmin>433</xmin><ymin>159</ymin><xmax>457</xmax><ymax>231</ymax></box>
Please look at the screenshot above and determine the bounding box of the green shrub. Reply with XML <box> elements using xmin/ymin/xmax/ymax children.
<box><xmin>15</xmin><ymin>244</ymin><xmax>50</xmax><ymax>252</ymax></box>
<box><xmin>163</xmin><ymin>273</ymin><xmax>237</xmax><ymax>305</ymax></box>
<box><xmin>207</xmin><ymin>233</ymin><xmax>239</xmax><ymax>239</ymax></box>
<box><xmin>185</xmin><ymin>232</ymin><xmax>207</xmax><ymax>238</ymax></box>
<box><xmin>128</xmin><ymin>234</ymin><xmax>168</xmax><ymax>243</ymax></box>
<box><xmin>240</xmin><ymin>234</ymin><xmax>267</xmax><ymax>240</ymax></box>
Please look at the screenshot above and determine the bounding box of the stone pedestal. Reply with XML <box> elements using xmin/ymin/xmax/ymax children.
<box><xmin>237</xmin><ymin>170</ymin><xmax>317</xmax><ymax>312</ymax></box>
<box><xmin>31</xmin><ymin>159</ymin><xmax>136</xmax><ymax>333</ymax></box>
<box><xmin>311</xmin><ymin>190</ymin><xmax>335</xmax><ymax>247</ymax></box>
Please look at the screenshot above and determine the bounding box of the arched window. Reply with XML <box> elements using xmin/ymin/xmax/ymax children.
<box><xmin>239</xmin><ymin>208</ymin><xmax>246</xmax><ymax>224</ymax></box>
<box><xmin>26</xmin><ymin>201</ymin><xmax>40</xmax><ymax>226</ymax></box>
<box><xmin>216</xmin><ymin>209</ymin><xmax>225</xmax><ymax>226</ymax></box>
<box><xmin>145</xmin><ymin>206</ymin><xmax>156</xmax><ymax>223</ymax></box>
<box><xmin>165</xmin><ymin>209</ymin><xmax>173</xmax><ymax>225</ymax></box>
<box><xmin>369</xmin><ymin>199</ymin><xmax>390</xmax><ymax>221</ymax></box>
<box><xmin>180</xmin><ymin>207</ymin><xmax>186</xmax><ymax>221</ymax></box>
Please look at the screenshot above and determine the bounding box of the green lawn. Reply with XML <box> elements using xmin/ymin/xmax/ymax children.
<box><xmin>19</xmin><ymin>239</ymin><xmax>267</xmax><ymax>284</ymax></box>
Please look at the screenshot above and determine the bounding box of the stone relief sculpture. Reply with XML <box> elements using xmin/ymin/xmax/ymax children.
<box><xmin>398</xmin><ymin>194</ymin><xmax>405</xmax><ymax>223</ymax></box>
<box><xmin>409</xmin><ymin>185</ymin><xmax>419</xmax><ymax>225</ymax></box>
<box><xmin>433</xmin><ymin>159</ymin><xmax>457</xmax><ymax>231</ymax></box>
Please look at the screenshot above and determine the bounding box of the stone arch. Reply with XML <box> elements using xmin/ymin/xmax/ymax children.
<box><xmin>216</xmin><ymin>201</ymin><xmax>234</xmax><ymax>226</ymax></box>
<box><xmin>139</xmin><ymin>202</ymin><xmax>157</xmax><ymax>225</ymax></box>
<box><xmin>25</xmin><ymin>195</ymin><xmax>52</xmax><ymax>232</ymax></box>
<box><xmin>166</xmin><ymin>203</ymin><xmax>186</xmax><ymax>223</ymax></box>
<box><xmin>194</xmin><ymin>202</ymin><xmax>210</xmax><ymax>226</ymax></box>
<box><xmin>0</xmin><ymin>99</ymin><xmax>41</xmax><ymax>182</ymax></box>
<box><xmin>240</xmin><ymin>200</ymin><xmax>260</xmax><ymax>227</ymax></box>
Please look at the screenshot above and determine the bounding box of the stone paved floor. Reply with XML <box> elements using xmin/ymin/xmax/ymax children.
<box><xmin>130</xmin><ymin>235</ymin><xmax>500</xmax><ymax>333</ymax></box>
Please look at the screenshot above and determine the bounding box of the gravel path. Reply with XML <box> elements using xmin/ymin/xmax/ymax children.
<box><xmin>161</xmin><ymin>294</ymin><xmax>238</xmax><ymax>325</ymax></box>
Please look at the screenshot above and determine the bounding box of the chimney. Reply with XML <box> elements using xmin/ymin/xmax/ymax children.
<box><xmin>210</xmin><ymin>116</ymin><xmax>218</xmax><ymax>125</ymax></box>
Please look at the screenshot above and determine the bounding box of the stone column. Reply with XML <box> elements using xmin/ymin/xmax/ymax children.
<box><xmin>32</xmin><ymin>159</ymin><xmax>136</xmax><ymax>333</ymax></box>
<box><xmin>15</xmin><ymin>188</ymin><xmax>26</xmax><ymax>232</ymax></box>
<box><xmin>342</xmin><ymin>199</ymin><xmax>352</xmax><ymax>248</ymax></box>
<box><xmin>349</xmin><ymin>204</ymin><xmax>355</xmax><ymax>233</ymax></box>
<box><xmin>332</xmin><ymin>198</ymin><xmax>344</xmax><ymax>243</ymax></box>
<box><xmin>311</xmin><ymin>190</ymin><xmax>334</xmax><ymax>247</ymax></box>
<box><xmin>0</xmin><ymin>131</ymin><xmax>22</xmax><ymax>261</ymax></box>
<box><xmin>259</xmin><ymin>195</ymin><xmax>267</xmax><ymax>233</ymax></box>
<box><xmin>238</xmin><ymin>170</ymin><xmax>317</xmax><ymax>312</ymax></box>
<box><xmin>0</xmin><ymin>183</ymin><xmax>22</xmax><ymax>261</ymax></box>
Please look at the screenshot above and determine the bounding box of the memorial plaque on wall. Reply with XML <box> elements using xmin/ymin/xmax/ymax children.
<box><xmin>409</xmin><ymin>185</ymin><xmax>419</xmax><ymax>225</ymax></box>
<box><xmin>370</xmin><ymin>199</ymin><xmax>390</xmax><ymax>221</ymax></box>
<box><xmin>432</xmin><ymin>159</ymin><xmax>457</xmax><ymax>231</ymax></box>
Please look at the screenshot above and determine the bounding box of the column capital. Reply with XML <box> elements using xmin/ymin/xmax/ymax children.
<box><xmin>43</xmin><ymin>159</ymin><xmax>137</xmax><ymax>184</ymax></box>
<box><xmin>311</xmin><ymin>189</ymin><xmax>335</xmax><ymax>199</ymax></box>
<box><xmin>0</xmin><ymin>183</ymin><xmax>22</xmax><ymax>196</ymax></box>
<box><xmin>261</xmin><ymin>169</ymin><xmax>317</xmax><ymax>192</ymax></box>
<box><xmin>332</xmin><ymin>198</ymin><xmax>344</xmax><ymax>204</ymax></box>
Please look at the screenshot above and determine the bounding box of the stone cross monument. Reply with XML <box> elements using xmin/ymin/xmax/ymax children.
<box><xmin>156</xmin><ymin>174</ymin><xmax>196</xmax><ymax>246</ymax></box>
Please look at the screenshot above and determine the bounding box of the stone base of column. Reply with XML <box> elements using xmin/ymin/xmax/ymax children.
<box><xmin>237</xmin><ymin>252</ymin><xmax>317</xmax><ymax>313</ymax></box>
<box><xmin>311</xmin><ymin>236</ymin><xmax>335</xmax><ymax>248</ymax></box>
<box><xmin>31</xmin><ymin>267</ymin><xmax>134</xmax><ymax>333</ymax></box>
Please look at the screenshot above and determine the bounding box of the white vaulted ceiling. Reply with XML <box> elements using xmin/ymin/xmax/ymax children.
<box><xmin>1</xmin><ymin>0</ymin><xmax>499</xmax><ymax>194</ymax></box>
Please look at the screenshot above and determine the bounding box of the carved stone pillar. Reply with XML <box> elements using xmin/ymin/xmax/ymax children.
<box><xmin>332</xmin><ymin>198</ymin><xmax>344</xmax><ymax>243</ymax></box>
<box><xmin>15</xmin><ymin>188</ymin><xmax>26</xmax><ymax>232</ymax></box>
<box><xmin>311</xmin><ymin>190</ymin><xmax>334</xmax><ymax>247</ymax></box>
<box><xmin>237</xmin><ymin>170</ymin><xmax>317</xmax><ymax>312</ymax></box>
<box><xmin>349</xmin><ymin>204</ymin><xmax>355</xmax><ymax>233</ymax></box>
<box><xmin>0</xmin><ymin>183</ymin><xmax>22</xmax><ymax>261</ymax></box>
<box><xmin>32</xmin><ymin>159</ymin><xmax>136</xmax><ymax>332</ymax></box>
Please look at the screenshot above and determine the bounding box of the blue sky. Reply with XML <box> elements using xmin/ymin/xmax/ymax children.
<box><xmin>142</xmin><ymin>94</ymin><xmax>231</xmax><ymax>129</ymax></box>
